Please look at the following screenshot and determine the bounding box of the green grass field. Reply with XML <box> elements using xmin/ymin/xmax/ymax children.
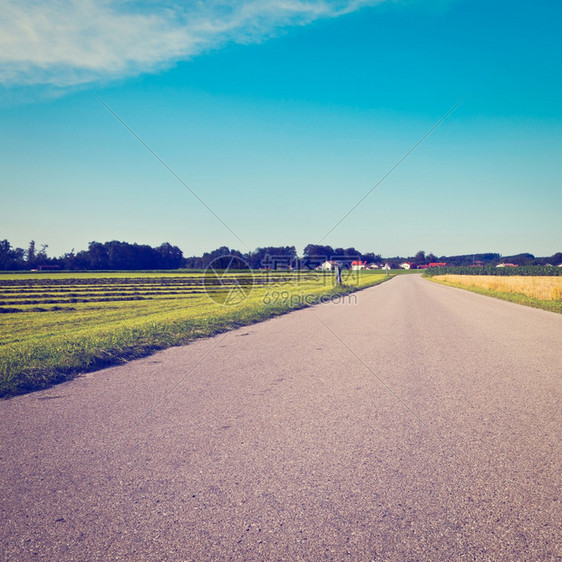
<box><xmin>0</xmin><ymin>270</ymin><xmax>390</xmax><ymax>397</ymax></box>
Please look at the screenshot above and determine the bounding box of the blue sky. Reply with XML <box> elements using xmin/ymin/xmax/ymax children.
<box><xmin>1</xmin><ymin>0</ymin><xmax>561</xmax><ymax>258</ymax></box>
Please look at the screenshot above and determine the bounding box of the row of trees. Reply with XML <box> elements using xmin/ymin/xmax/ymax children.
<box><xmin>184</xmin><ymin>245</ymin><xmax>381</xmax><ymax>270</ymax></box>
<box><xmin>0</xmin><ymin>240</ymin><xmax>184</xmax><ymax>270</ymax></box>
<box><xmin>422</xmin><ymin>252</ymin><xmax>562</xmax><ymax>267</ymax></box>
<box><xmin>184</xmin><ymin>246</ymin><xmax>300</xmax><ymax>269</ymax></box>
<box><xmin>1</xmin><ymin>237</ymin><xmax>561</xmax><ymax>271</ymax></box>
<box><xmin>0</xmin><ymin>240</ymin><xmax>48</xmax><ymax>271</ymax></box>
<box><xmin>302</xmin><ymin>245</ymin><xmax>381</xmax><ymax>265</ymax></box>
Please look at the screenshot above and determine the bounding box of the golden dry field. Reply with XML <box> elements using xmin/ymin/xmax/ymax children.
<box><xmin>434</xmin><ymin>274</ymin><xmax>562</xmax><ymax>301</ymax></box>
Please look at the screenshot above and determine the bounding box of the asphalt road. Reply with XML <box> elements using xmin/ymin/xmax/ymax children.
<box><xmin>1</xmin><ymin>274</ymin><xmax>561</xmax><ymax>561</ymax></box>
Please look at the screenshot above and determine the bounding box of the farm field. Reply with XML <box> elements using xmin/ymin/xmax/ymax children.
<box><xmin>0</xmin><ymin>270</ymin><xmax>389</xmax><ymax>397</ymax></box>
<box><xmin>431</xmin><ymin>274</ymin><xmax>562</xmax><ymax>313</ymax></box>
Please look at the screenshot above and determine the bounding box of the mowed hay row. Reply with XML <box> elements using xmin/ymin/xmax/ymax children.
<box><xmin>436</xmin><ymin>275</ymin><xmax>562</xmax><ymax>301</ymax></box>
<box><xmin>0</xmin><ymin>273</ymin><xmax>320</xmax><ymax>314</ymax></box>
<box><xmin>0</xmin><ymin>289</ymin><xmax>207</xmax><ymax>300</ymax></box>
<box><xmin>0</xmin><ymin>287</ymin><xmax>207</xmax><ymax>307</ymax></box>
<box><xmin>0</xmin><ymin>274</ymin><xmax>310</xmax><ymax>299</ymax></box>
<box><xmin>0</xmin><ymin>282</ymin><xmax>206</xmax><ymax>312</ymax></box>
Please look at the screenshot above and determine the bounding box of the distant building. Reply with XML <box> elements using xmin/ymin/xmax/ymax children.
<box><xmin>351</xmin><ymin>260</ymin><xmax>367</xmax><ymax>271</ymax></box>
<box><xmin>366</xmin><ymin>263</ymin><xmax>380</xmax><ymax>270</ymax></box>
<box><xmin>399</xmin><ymin>262</ymin><xmax>414</xmax><ymax>270</ymax></box>
<box><xmin>496</xmin><ymin>263</ymin><xmax>518</xmax><ymax>268</ymax></box>
<box><xmin>316</xmin><ymin>260</ymin><xmax>339</xmax><ymax>271</ymax></box>
<box><xmin>416</xmin><ymin>262</ymin><xmax>447</xmax><ymax>269</ymax></box>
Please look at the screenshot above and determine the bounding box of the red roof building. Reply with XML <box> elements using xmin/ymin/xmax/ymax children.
<box><xmin>351</xmin><ymin>260</ymin><xmax>367</xmax><ymax>270</ymax></box>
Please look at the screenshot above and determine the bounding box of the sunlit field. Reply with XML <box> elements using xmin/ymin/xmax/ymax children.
<box><xmin>434</xmin><ymin>274</ymin><xmax>562</xmax><ymax>300</ymax></box>
<box><xmin>432</xmin><ymin>274</ymin><xmax>562</xmax><ymax>313</ymax></box>
<box><xmin>0</xmin><ymin>270</ymin><xmax>389</xmax><ymax>397</ymax></box>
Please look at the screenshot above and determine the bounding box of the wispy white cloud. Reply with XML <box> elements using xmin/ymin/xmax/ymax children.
<box><xmin>0</xmin><ymin>0</ymin><xmax>385</xmax><ymax>88</ymax></box>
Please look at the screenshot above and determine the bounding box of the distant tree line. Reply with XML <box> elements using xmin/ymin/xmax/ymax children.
<box><xmin>1</xmin><ymin>237</ymin><xmax>561</xmax><ymax>271</ymax></box>
<box><xmin>425</xmin><ymin>252</ymin><xmax>562</xmax><ymax>268</ymax></box>
<box><xmin>183</xmin><ymin>245</ymin><xmax>381</xmax><ymax>270</ymax></box>
<box><xmin>0</xmin><ymin>239</ymin><xmax>184</xmax><ymax>270</ymax></box>
<box><xmin>184</xmin><ymin>246</ymin><xmax>299</xmax><ymax>269</ymax></box>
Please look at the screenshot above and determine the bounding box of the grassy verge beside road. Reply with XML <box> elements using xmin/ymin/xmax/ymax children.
<box><xmin>429</xmin><ymin>274</ymin><xmax>562</xmax><ymax>314</ymax></box>
<box><xmin>0</xmin><ymin>270</ymin><xmax>390</xmax><ymax>397</ymax></box>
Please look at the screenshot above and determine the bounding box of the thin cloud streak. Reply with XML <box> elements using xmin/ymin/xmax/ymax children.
<box><xmin>1</xmin><ymin>0</ymin><xmax>384</xmax><ymax>88</ymax></box>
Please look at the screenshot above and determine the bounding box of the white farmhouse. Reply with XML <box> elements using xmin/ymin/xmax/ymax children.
<box><xmin>316</xmin><ymin>260</ymin><xmax>338</xmax><ymax>271</ymax></box>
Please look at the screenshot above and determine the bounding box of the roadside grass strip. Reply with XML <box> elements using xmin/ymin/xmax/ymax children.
<box><xmin>0</xmin><ymin>271</ymin><xmax>390</xmax><ymax>397</ymax></box>
<box><xmin>430</xmin><ymin>274</ymin><xmax>562</xmax><ymax>314</ymax></box>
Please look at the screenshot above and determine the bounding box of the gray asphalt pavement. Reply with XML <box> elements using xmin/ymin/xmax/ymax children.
<box><xmin>1</xmin><ymin>274</ymin><xmax>561</xmax><ymax>561</ymax></box>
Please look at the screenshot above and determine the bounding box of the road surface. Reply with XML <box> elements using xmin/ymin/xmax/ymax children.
<box><xmin>1</xmin><ymin>274</ymin><xmax>561</xmax><ymax>560</ymax></box>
